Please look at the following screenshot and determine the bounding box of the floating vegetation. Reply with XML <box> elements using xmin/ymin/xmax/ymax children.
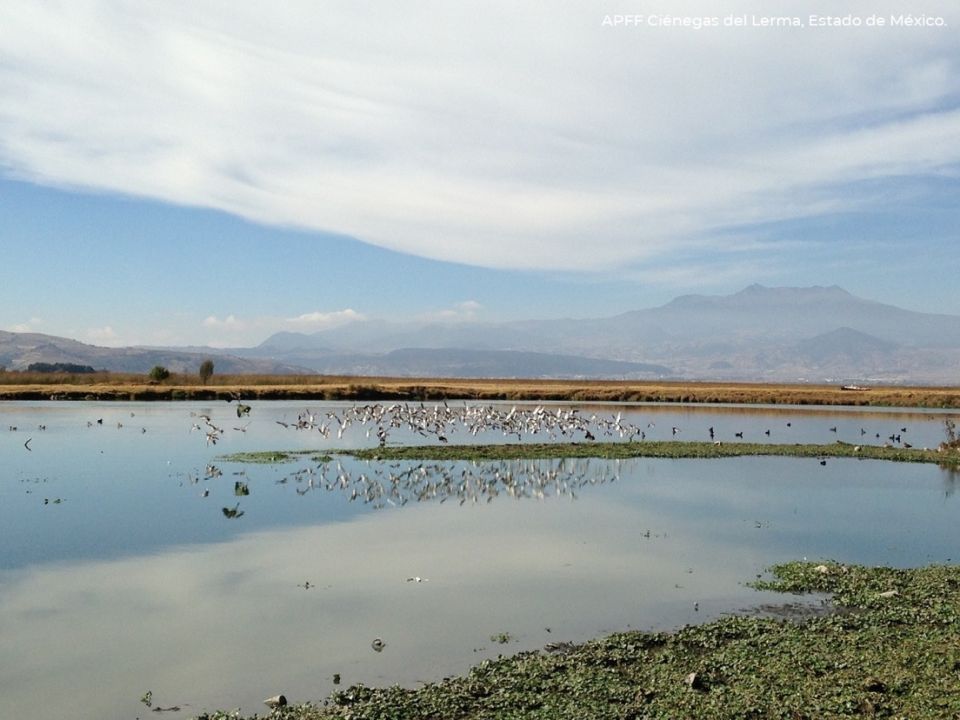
<box><xmin>212</xmin><ymin>401</ymin><xmax>956</xmax><ymax>471</ymax></box>
<box><xmin>213</xmin><ymin>437</ymin><xmax>960</xmax><ymax>512</ymax></box>
<box><xmin>219</xmin><ymin>450</ymin><xmax>313</xmax><ymax>464</ymax></box>
<box><xmin>345</xmin><ymin>440</ymin><xmax>960</xmax><ymax>466</ymax></box>
<box><xmin>212</xmin><ymin>561</ymin><xmax>960</xmax><ymax>719</ymax></box>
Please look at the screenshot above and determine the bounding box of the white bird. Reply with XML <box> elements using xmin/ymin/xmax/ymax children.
<box><xmin>264</xmin><ymin>694</ymin><xmax>287</xmax><ymax>709</ymax></box>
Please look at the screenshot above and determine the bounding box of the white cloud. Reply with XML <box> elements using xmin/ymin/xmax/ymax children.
<box><xmin>200</xmin><ymin>308</ymin><xmax>364</xmax><ymax>345</ymax></box>
<box><xmin>7</xmin><ymin>317</ymin><xmax>43</xmax><ymax>333</ymax></box>
<box><xmin>82</xmin><ymin>325</ymin><xmax>122</xmax><ymax>346</ymax></box>
<box><xmin>0</xmin><ymin>1</ymin><xmax>957</xmax><ymax>273</ymax></box>
<box><xmin>421</xmin><ymin>300</ymin><xmax>484</xmax><ymax>322</ymax></box>
<box><xmin>283</xmin><ymin>308</ymin><xmax>363</xmax><ymax>331</ymax></box>
<box><xmin>202</xmin><ymin>314</ymin><xmax>243</xmax><ymax>330</ymax></box>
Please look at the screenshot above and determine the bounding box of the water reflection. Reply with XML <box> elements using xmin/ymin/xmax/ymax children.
<box><xmin>261</xmin><ymin>457</ymin><xmax>619</xmax><ymax>506</ymax></box>
<box><xmin>0</xmin><ymin>477</ymin><xmax>829</xmax><ymax>719</ymax></box>
<box><xmin>1</xmin><ymin>401</ymin><xmax>959</xmax><ymax>719</ymax></box>
<box><xmin>942</xmin><ymin>465</ymin><xmax>959</xmax><ymax>498</ymax></box>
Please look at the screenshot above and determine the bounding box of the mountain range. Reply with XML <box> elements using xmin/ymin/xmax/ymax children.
<box><xmin>3</xmin><ymin>285</ymin><xmax>959</xmax><ymax>383</ymax></box>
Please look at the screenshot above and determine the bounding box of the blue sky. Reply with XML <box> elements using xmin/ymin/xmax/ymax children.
<box><xmin>1</xmin><ymin>1</ymin><xmax>959</xmax><ymax>347</ymax></box>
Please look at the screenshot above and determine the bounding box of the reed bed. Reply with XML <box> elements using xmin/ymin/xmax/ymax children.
<box><xmin>0</xmin><ymin>373</ymin><xmax>958</xmax><ymax>407</ymax></box>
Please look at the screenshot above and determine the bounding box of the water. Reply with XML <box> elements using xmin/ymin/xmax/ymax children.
<box><xmin>0</xmin><ymin>401</ymin><xmax>957</xmax><ymax>718</ymax></box>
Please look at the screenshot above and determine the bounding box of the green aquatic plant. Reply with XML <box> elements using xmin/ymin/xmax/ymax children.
<box><xmin>343</xmin><ymin>440</ymin><xmax>958</xmax><ymax>466</ymax></box>
<box><xmin>218</xmin><ymin>450</ymin><xmax>314</xmax><ymax>464</ymax></box>
<box><xmin>209</xmin><ymin>561</ymin><xmax>960</xmax><ymax>719</ymax></box>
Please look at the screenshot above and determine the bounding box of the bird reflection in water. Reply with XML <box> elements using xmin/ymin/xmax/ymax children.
<box><xmin>269</xmin><ymin>457</ymin><xmax>621</xmax><ymax>508</ymax></box>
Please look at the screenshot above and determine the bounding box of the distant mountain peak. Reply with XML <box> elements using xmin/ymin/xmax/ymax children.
<box><xmin>664</xmin><ymin>284</ymin><xmax>858</xmax><ymax>310</ymax></box>
<box><xmin>733</xmin><ymin>283</ymin><xmax>851</xmax><ymax>297</ymax></box>
<box><xmin>7</xmin><ymin>282</ymin><xmax>960</xmax><ymax>383</ymax></box>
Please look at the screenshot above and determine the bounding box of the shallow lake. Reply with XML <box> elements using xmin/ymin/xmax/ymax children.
<box><xmin>1</xmin><ymin>400</ymin><xmax>958</xmax><ymax>718</ymax></box>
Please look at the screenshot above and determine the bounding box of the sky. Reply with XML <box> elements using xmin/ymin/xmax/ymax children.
<box><xmin>1</xmin><ymin>0</ymin><xmax>958</xmax><ymax>348</ymax></box>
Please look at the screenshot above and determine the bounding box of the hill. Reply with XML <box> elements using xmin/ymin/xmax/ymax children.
<box><xmin>248</xmin><ymin>285</ymin><xmax>960</xmax><ymax>383</ymax></box>
<box><xmin>0</xmin><ymin>331</ymin><xmax>310</xmax><ymax>375</ymax></box>
<box><xmin>5</xmin><ymin>286</ymin><xmax>959</xmax><ymax>383</ymax></box>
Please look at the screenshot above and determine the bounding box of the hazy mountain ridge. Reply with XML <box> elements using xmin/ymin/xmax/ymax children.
<box><xmin>4</xmin><ymin>286</ymin><xmax>959</xmax><ymax>383</ymax></box>
<box><xmin>0</xmin><ymin>331</ymin><xmax>309</xmax><ymax>375</ymax></box>
<box><xmin>249</xmin><ymin>285</ymin><xmax>960</xmax><ymax>383</ymax></box>
<box><xmin>267</xmin><ymin>348</ymin><xmax>672</xmax><ymax>379</ymax></box>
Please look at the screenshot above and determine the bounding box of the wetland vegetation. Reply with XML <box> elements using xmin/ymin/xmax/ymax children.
<box><xmin>340</xmin><ymin>439</ymin><xmax>960</xmax><ymax>466</ymax></box>
<box><xmin>1</xmin><ymin>372</ymin><xmax>959</xmax><ymax>408</ymax></box>
<box><xmin>199</xmin><ymin>561</ymin><xmax>960</xmax><ymax>719</ymax></box>
<box><xmin>205</xmin><ymin>431</ymin><xmax>960</xmax><ymax>718</ymax></box>
<box><xmin>3</xmin><ymin>393</ymin><xmax>958</xmax><ymax>717</ymax></box>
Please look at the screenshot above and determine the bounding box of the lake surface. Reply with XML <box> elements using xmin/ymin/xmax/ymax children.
<box><xmin>1</xmin><ymin>400</ymin><xmax>958</xmax><ymax>718</ymax></box>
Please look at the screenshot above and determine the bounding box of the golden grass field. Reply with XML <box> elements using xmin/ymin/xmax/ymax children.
<box><xmin>0</xmin><ymin>371</ymin><xmax>958</xmax><ymax>407</ymax></box>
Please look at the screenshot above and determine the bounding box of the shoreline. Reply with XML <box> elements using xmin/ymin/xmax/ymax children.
<box><xmin>199</xmin><ymin>561</ymin><xmax>960</xmax><ymax>719</ymax></box>
<box><xmin>1</xmin><ymin>377</ymin><xmax>960</xmax><ymax>408</ymax></box>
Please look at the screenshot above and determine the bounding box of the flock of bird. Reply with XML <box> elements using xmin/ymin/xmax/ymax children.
<box><xmin>8</xmin><ymin>399</ymin><xmax>926</xmax><ymax>454</ymax></box>
<box><xmin>271</xmin><ymin>402</ymin><xmax>686</xmax><ymax>446</ymax></box>
<box><xmin>163</xmin><ymin>399</ymin><xmax>938</xmax><ymax>516</ymax></box>
<box><xmin>247</xmin><ymin>400</ymin><xmax>922</xmax><ymax>452</ymax></box>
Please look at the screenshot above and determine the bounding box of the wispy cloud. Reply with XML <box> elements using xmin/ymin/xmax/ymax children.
<box><xmin>201</xmin><ymin>308</ymin><xmax>364</xmax><ymax>345</ymax></box>
<box><xmin>202</xmin><ymin>314</ymin><xmax>244</xmax><ymax>331</ymax></box>
<box><xmin>284</xmin><ymin>309</ymin><xmax>364</xmax><ymax>331</ymax></box>
<box><xmin>82</xmin><ymin>325</ymin><xmax>121</xmax><ymax>347</ymax></box>
<box><xmin>420</xmin><ymin>300</ymin><xmax>484</xmax><ymax>323</ymax></box>
<box><xmin>0</xmin><ymin>0</ymin><xmax>957</xmax><ymax>276</ymax></box>
<box><xmin>7</xmin><ymin>317</ymin><xmax>43</xmax><ymax>333</ymax></box>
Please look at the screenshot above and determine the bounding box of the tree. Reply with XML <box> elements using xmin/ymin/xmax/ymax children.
<box><xmin>149</xmin><ymin>365</ymin><xmax>170</xmax><ymax>382</ymax></box>
<box><xmin>199</xmin><ymin>359</ymin><xmax>215</xmax><ymax>385</ymax></box>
